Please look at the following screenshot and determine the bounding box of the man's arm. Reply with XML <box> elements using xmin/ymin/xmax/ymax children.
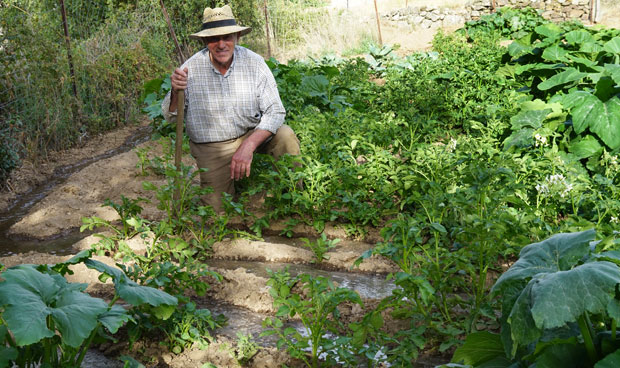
<box><xmin>230</xmin><ymin>129</ymin><xmax>272</xmax><ymax>180</ymax></box>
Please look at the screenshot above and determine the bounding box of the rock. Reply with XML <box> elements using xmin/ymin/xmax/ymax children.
<box><xmin>444</xmin><ymin>14</ymin><xmax>465</xmax><ymax>26</ymax></box>
<box><xmin>429</xmin><ymin>12</ymin><xmax>440</xmax><ymax>22</ymax></box>
<box><xmin>471</xmin><ymin>10</ymin><xmax>481</xmax><ymax>17</ymax></box>
<box><xmin>422</xmin><ymin>19</ymin><xmax>433</xmax><ymax>29</ymax></box>
<box><xmin>568</xmin><ymin>9</ymin><xmax>584</xmax><ymax>18</ymax></box>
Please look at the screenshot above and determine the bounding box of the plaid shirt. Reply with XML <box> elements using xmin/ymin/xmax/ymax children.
<box><xmin>162</xmin><ymin>46</ymin><xmax>285</xmax><ymax>143</ymax></box>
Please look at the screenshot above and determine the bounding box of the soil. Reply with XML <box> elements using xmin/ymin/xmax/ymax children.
<box><xmin>2</xmin><ymin>3</ymin><xmax>619</xmax><ymax>367</ymax></box>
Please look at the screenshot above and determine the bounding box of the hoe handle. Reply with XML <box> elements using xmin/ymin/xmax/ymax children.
<box><xmin>173</xmin><ymin>90</ymin><xmax>185</xmax><ymax>202</ymax></box>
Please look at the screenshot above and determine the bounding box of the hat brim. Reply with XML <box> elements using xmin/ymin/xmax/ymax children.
<box><xmin>190</xmin><ymin>26</ymin><xmax>251</xmax><ymax>40</ymax></box>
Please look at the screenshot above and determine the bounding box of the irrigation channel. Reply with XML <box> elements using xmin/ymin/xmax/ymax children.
<box><xmin>0</xmin><ymin>125</ymin><xmax>429</xmax><ymax>367</ymax></box>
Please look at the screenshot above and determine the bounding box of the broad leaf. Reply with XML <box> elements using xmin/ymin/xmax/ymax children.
<box><xmin>538</xmin><ymin>68</ymin><xmax>587</xmax><ymax>91</ymax></box>
<box><xmin>84</xmin><ymin>259</ymin><xmax>177</xmax><ymax>308</ymax></box>
<box><xmin>542</xmin><ymin>45</ymin><xmax>568</xmax><ymax>62</ymax></box>
<box><xmin>301</xmin><ymin>75</ymin><xmax>329</xmax><ymax>97</ymax></box>
<box><xmin>595</xmin><ymin>348</ymin><xmax>620</xmax><ymax>368</ymax></box>
<box><xmin>528</xmin><ymin>261</ymin><xmax>620</xmax><ymax>330</ymax></box>
<box><xmin>563</xmin><ymin>91</ymin><xmax>620</xmax><ymax>149</ymax></box>
<box><xmin>565</xmin><ymin>30</ymin><xmax>594</xmax><ymax>45</ymax></box>
<box><xmin>50</xmin><ymin>290</ymin><xmax>108</xmax><ymax>347</ymax></box>
<box><xmin>116</xmin><ymin>278</ymin><xmax>177</xmax><ymax>308</ymax></box>
<box><xmin>568</xmin><ymin>135</ymin><xmax>603</xmax><ymax>159</ymax></box>
<box><xmin>603</xmin><ymin>37</ymin><xmax>620</xmax><ymax>54</ymax></box>
<box><xmin>99</xmin><ymin>305</ymin><xmax>133</xmax><ymax>334</ymax></box>
<box><xmin>492</xmin><ymin>230</ymin><xmax>595</xmax><ymax>294</ymax></box>
<box><xmin>503</xmin><ymin>128</ymin><xmax>535</xmax><ymax>149</ymax></box>
<box><xmin>451</xmin><ymin>331</ymin><xmax>505</xmax><ymax>366</ymax></box>
<box><xmin>0</xmin><ymin>266</ymin><xmax>107</xmax><ymax>347</ymax></box>
<box><xmin>534</xmin><ymin>341</ymin><xmax>586</xmax><ymax>368</ymax></box>
<box><xmin>604</xmin><ymin>64</ymin><xmax>620</xmax><ymax>86</ymax></box>
<box><xmin>510</xmin><ymin>109</ymin><xmax>550</xmax><ymax>130</ymax></box>
<box><xmin>535</xmin><ymin>23</ymin><xmax>563</xmax><ymax>39</ymax></box>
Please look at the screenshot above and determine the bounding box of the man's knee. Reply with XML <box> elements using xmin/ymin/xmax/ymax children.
<box><xmin>270</xmin><ymin>125</ymin><xmax>300</xmax><ymax>158</ymax></box>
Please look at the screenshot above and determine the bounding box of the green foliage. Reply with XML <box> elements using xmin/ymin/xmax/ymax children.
<box><xmin>0</xmin><ymin>251</ymin><xmax>176</xmax><ymax>367</ymax></box>
<box><xmin>0</xmin><ymin>120</ymin><xmax>23</xmax><ymax>186</ymax></box>
<box><xmin>224</xmin><ymin>332</ymin><xmax>260</xmax><ymax>366</ymax></box>
<box><xmin>261</xmin><ymin>269</ymin><xmax>362</xmax><ymax>368</ymax></box>
<box><xmin>451</xmin><ymin>230</ymin><xmax>620</xmax><ymax>367</ymax></box>
<box><xmin>462</xmin><ymin>7</ymin><xmax>548</xmax><ymax>40</ymax></box>
<box><xmin>499</xmin><ymin>21</ymin><xmax>620</xmax><ymax>155</ymax></box>
<box><xmin>301</xmin><ymin>233</ymin><xmax>340</xmax><ymax>264</ymax></box>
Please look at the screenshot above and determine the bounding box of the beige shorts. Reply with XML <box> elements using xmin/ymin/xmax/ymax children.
<box><xmin>189</xmin><ymin>124</ymin><xmax>300</xmax><ymax>212</ymax></box>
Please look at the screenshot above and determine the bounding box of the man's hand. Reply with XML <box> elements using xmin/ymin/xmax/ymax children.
<box><xmin>230</xmin><ymin>129</ymin><xmax>273</xmax><ymax>180</ymax></box>
<box><xmin>169</xmin><ymin>67</ymin><xmax>188</xmax><ymax>112</ymax></box>
<box><xmin>231</xmin><ymin>140</ymin><xmax>255</xmax><ymax>180</ymax></box>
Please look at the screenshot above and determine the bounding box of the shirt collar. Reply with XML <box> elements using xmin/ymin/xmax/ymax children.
<box><xmin>204</xmin><ymin>46</ymin><xmax>238</xmax><ymax>77</ymax></box>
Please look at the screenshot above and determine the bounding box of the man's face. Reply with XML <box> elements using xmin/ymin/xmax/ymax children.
<box><xmin>205</xmin><ymin>33</ymin><xmax>238</xmax><ymax>69</ymax></box>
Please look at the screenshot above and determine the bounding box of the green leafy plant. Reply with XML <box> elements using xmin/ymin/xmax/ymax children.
<box><xmin>261</xmin><ymin>269</ymin><xmax>362</xmax><ymax>368</ymax></box>
<box><xmin>301</xmin><ymin>233</ymin><xmax>340</xmax><ymax>264</ymax></box>
<box><xmin>0</xmin><ymin>250</ymin><xmax>177</xmax><ymax>368</ymax></box>
<box><xmin>224</xmin><ymin>332</ymin><xmax>260</xmax><ymax>366</ymax></box>
<box><xmin>450</xmin><ymin>229</ymin><xmax>620</xmax><ymax>367</ymax></box>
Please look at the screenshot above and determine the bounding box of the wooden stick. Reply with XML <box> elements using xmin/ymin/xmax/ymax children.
<box><xmin>174</xmin><ymin>90</ymin><xmax>184</xmax><ymax>203</ymax></box>
<box><xmin>374</xmin><ymin>0</ymin><xmax>383</xmax><ymax>46</ymax></box>
<box><xmin>264</xmin><ymin>0</ymin><xmax>272</xmax><ymax>58</ymax></box>
<box><xmin>58</xmin><ymin>0</ymin><xmax>78</xmax><ymax>100</ymax></box>
<box><xmin>159</xmin><ymin>0</ymin><xmax>185</xmax><ymax>63</ymax></box>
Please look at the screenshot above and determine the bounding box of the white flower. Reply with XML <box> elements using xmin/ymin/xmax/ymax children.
<box><xmin>611</xmin><ymin>216</ymin><xmax>619</xmax><ymax>224</ymax></box>
<box><xmin>534</xmin><ymin>133</ymin><xmax>548</xmax><ymax>148</ymax></box>
<box><xmin>446</xmin><ymin>138</ymin><xmax>457</xmax><ymax>153</ymax></box>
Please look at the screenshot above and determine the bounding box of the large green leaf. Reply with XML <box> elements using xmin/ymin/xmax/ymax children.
<box><xmin>301</xmin><ymin>75</ymin><xmax>329</xmax><ymax>97</ymax></box>
<box><xmin>50</xmin><ymin>289</ymin><xmax>108</xmax><ymax>347</ymax></box>
<box><xmin>503</xmin><ymin>128</ymin><xmax>535</xmax><ymax>149</ymax></box>
<box><xmin>538</xmin><ymin>68</ymin><xmax>587</xmax><ymax>91</ymax></box>
<box><xmin>568</xmin><ymin>135</ymin><xmax>603</xmax><ymax>159</ymax></box>
<box><xmin>536</xmin><ymin>23</ymin><xmax>563</xmax><ymax>39</ymax></box>
<box><xmin>534</xmin><ymin>341</ymin><xmax>586</xmax><ymax>368</ymax></box>
<box><xmin>99</xmin><ymin>305</ymin><xmax>133</xmax><ymax>334</ymax></box>
<box><xmin>528</xmin><ymin>262</ymin><xmax>620</xmax><ymax>329</ymax></box>
<box><xmin>492</xmin><ymin>230</ymin><xmax>595</xmax><ymax>294</ymax></box>
<box><xmin>542</xmin><ymin>45</ymin><xmax>569</xmax><ymax>62</ymax></box>
<box><xmin>507</xmin><ymin>281</ymin><xmax>541</xmax><ymax>348</ymax></box>
<box><xmin>0</xmin><ymin>267</ymin><xmax>57</xmax><ymax>345</ymax></box>
<box><xmin>595</xmin><ymin>348</ymin><xmax>620</xmax><ymax>368</ymax></box>
<box><xmin>451</xmin><ymin>331</ymin><xmax>505</xmax><ymax>366</ymax></box>
<box><xmin>0</xmin><ymin>266</ymin><xmax>107</xmax><ymax>347</ymax></box>
<box><xmin>84</xmin><ymin>259</ymin><xmax>177</xmax><ymax>308</ymax></box>
<box><xmin>510</xmin><ymin>108</ymin><xmax>551</xmax><ymax>130</ymax></box>
<box><xmin>603</xmin><ymin>37</ymin><xmax>620</xmax><ymax>54</ymax></box>
<box><xmin>565</xmin><ymin>30</ymin><xmax>594</xmax><ymax>46</ymax></box>
<box><xmin>605</xmin><ymin>64</ymin><xmax>620</xmax><ymax>86</ymax></box>
<box><xmin>581</xmin><ymin>41</ymin><xmax>604</xmax><ymax>54</ymax></box>
<box><xmin>563</xmin><ymin>91</ymin><xmax>620</xmax><ymax>149</ymax></box>
<box><xmin>508</xmin><ymin>41</ymin><xmax>532</xmax><ymax>58</ymax></box>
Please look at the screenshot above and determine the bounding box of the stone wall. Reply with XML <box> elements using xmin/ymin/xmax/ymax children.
<box><xmin>384</xmin><ymin>0</ymin><xmax>591</xmax><ymax>29</ymax></box>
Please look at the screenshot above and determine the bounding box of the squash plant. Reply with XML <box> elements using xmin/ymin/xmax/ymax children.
<box><xmin>0</xmin><ymin>250</ymin><xmax>177</xmax><ymax>368</ymax></box>
<box><xmin>449</xmin><ymin>229</ymin><xmax>620</xmax><ymax>367</ymax></box>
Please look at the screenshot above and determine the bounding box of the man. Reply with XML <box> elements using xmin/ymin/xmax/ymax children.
<box><xmin>161</xmin><ymin>5</ymin><xmax>300</xmax><ymax>213</ymax></box>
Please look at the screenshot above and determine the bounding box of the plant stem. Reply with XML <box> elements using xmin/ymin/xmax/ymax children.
<box><xmin>577</xmin><ymin>313</ymin><xmax>597</xmax><ymax>365</ymax></box>
<box><xmin>612</xmin><ymin>319</ymin><xmax>617</xmax><ymax>341</ymax></box>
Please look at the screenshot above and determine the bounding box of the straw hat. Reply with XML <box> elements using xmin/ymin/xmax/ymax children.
<box><xmin>189</xmin><ymin>5</ymin><xmax>251</xmax><ymax>39</ymax></box>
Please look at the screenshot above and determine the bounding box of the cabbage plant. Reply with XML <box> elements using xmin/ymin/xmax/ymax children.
<box><xmin>449</xmin><ymin>229</ymin><xmax>620</xmax><ymax>367</ymax></box>
<box><xmin>0</xmin><ymin>250</ymin><xmax>177</xmax><ymax>367</ymax></box>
